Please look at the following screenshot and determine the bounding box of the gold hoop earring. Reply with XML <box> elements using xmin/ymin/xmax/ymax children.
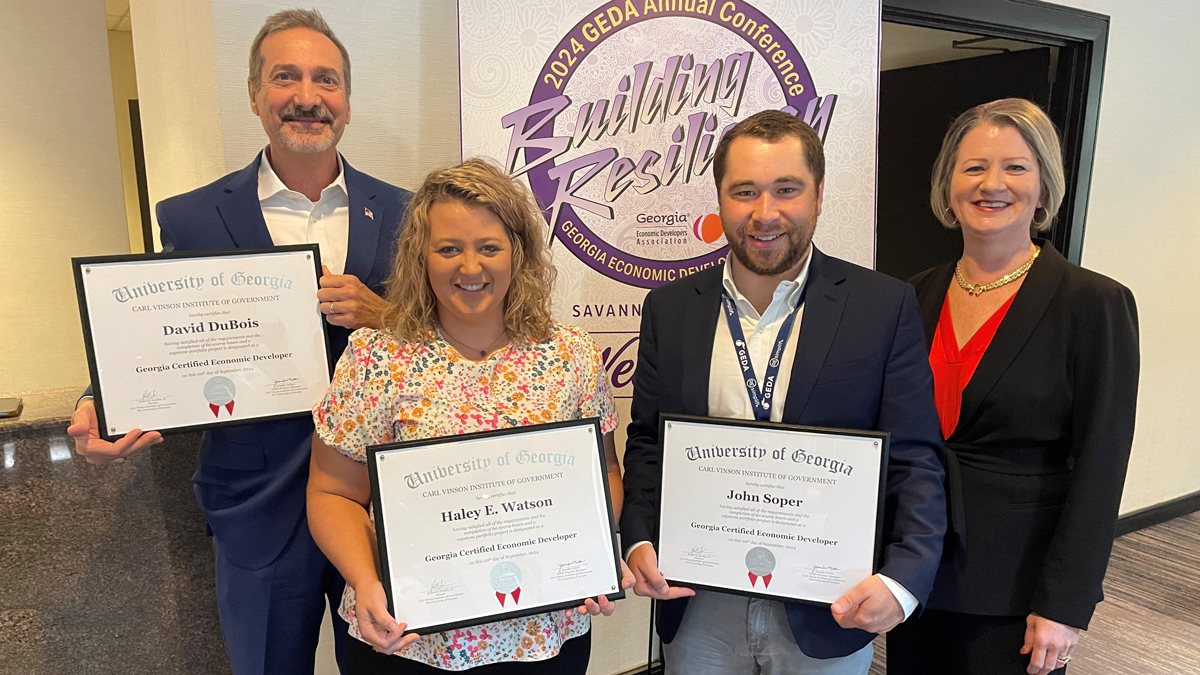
<box><xmin>1034</xmin><ymin>206</ymin><xmax>1048</xmax><ymax>226</ymax></box>
<box><xmin>942</xmin><ymin>207</ymin><xmax>959</xmax><ymax>227</ymax></box>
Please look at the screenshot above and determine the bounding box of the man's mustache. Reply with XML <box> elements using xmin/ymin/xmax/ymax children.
<box><xmin>280</xmin><ymin>106</ymin><xmax>334</xmax><ymax>124</ymax></box>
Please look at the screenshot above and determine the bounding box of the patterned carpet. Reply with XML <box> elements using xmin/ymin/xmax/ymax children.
<box><xmin>870</xmin><ymin>511</ymin><xmax>1200</xmax><ymax>674</ymax></box>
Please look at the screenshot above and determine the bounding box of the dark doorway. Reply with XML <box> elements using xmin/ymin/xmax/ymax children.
<box><xmin>877</xmin><ymin>42</ymin><xmax>1053</xmax><ymax>281</ymax></box>
<box><xmin>129</xmin><ymin>100</ymin><xmax>154</xmax><ymax>253</ymax></box>
<box><xmin>876</xmin><ymin>0</ymin><xmax>1109</xmax><ymax>275</ymax></box>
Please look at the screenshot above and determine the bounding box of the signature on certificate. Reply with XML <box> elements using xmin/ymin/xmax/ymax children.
<box><xmin>136</xmin><ymin>389</ymin><xmax>169</xmax><ymax>404</ymax></box>
<box><xmin>689</xmin><ymin>545</ymin><xmax>707</xmax><ymax>556</ymax></box>
<box><xmin>271</xmin><ymin>377</ymin><xmax>301</xmax><ymax>390</ymax></box>
<box><xmin>806</xmin><ymin>565</ymin><xmax>845</xmax><ymax>584</ymax></box>
<box><xmin>429</xmin><ymin>579</ymin><xmax>452</xmax><ymax>593</ymax></box>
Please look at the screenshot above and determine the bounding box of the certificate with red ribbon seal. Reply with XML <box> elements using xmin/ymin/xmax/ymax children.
<box><xmin>367</xmin><ymin>418</ymin><xmax>625</xmax><ymax>634</ymax></box>
<box><xmin>657</xmin><ymin>414</ymin><xmax>887</xmax><ymax>606</ymax></box>
<box><xmin>72</xmin><ymin>245</ymin><xmax>330</xmax><ymax>440</ymax></box>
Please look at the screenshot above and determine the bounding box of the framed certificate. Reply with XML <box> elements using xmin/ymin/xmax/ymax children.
<box><xmin>72</xmin><ymin>245</ymin><xmax>331</xmax><ymax>440</ymax></box>
<box><xmin>367</xmin><ymin>418</ymin><xmax>624</xmax><ymax>635</ymax></box>
<box><xmin>657</xmin><ymin>414</ymin><xmax>888</xmax><ymax>607</ymax></box>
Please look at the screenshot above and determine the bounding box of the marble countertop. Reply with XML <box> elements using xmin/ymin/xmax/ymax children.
<box><xmin>0</xmin><ymin>386</ymin><xmax>83</xmax><ymax>438</ymax></box>
<box><xmin>0</xmin><ymin>430</ymin><xmax>229</xmax><ymax>673</ymax></box>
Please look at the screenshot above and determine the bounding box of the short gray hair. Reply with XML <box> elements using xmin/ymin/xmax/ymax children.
<box><xmin>930</xmin><ymin>98</ymin><xmax>1064</xmax><ymax>231</ymax></box>
<box><xmin>248</xmin><ymin>8</ymin><xmax>351</xmax><ymax>96</ymax></box>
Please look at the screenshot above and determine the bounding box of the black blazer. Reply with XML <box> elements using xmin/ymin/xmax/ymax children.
<box><xmin>621</xmin><ymin>247</ymin><xmax>948</xmax><ymax>659</ymax></box>
<box><xmin>909</xmin><ymin>240</ymin><xmax>1139</xmax><ymax>629</ymax></box>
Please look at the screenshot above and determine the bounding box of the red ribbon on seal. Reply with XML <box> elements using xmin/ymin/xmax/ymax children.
<box><xmin>495</xmin><ymin>587</ymin><xmax>521</xmax><ymax>606</ymax></box>
<box><xmin>208</xmin><ymin>401</ymin><xmax>236</xmax><ymax>417</ymax></box>
<box><xmin>748</xmin><ymin>572</ymin><xmax>773</xmax><ymax>588</ymax></box>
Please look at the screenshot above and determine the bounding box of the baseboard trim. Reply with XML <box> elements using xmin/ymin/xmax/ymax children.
<box><xmin>1116</xmin><ymin>490</ymin><xmax>1200</xmax><ymax>537</ymax></box>
<box><xmin>618</xmin><ymin>665</ymin><xmax>662</xmax><ymax>675</ymax></box>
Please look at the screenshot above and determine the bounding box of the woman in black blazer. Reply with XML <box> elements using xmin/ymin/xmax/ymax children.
<box><xmin>886</xmin><ymin>99</ymin><xmax>1139</xmax><ymax>675</ymax></box>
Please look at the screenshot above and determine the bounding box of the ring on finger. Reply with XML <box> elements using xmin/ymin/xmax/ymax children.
<box><xmin>1056</xmin><ymin>654</ymin><xmax>1072</xmax><ymax>664</ymax></box>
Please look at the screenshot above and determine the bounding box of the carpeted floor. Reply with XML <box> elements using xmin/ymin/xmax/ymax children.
<box><xmin>870</xmin><ymin>511</ymin><xmax>1200</xmax><ymax>674</ymax></box>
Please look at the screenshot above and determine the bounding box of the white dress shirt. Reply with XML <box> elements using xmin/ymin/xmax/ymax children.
<box><xmin>257</xmin><ymin>149</ymin><xmax>350</xmax><ymax>274</ymax></box>
<box><xmin>628</xmin><ymin>253</ymin><xmax>919</xmax><ymax>620</ymax></box>
<box><xmin>79</xmin><ymin>152</ymin><xmax>350</xmax><ymax>410</ymax></box>
<box><xmin>708</xmin><ymin>252</ymin><xmax>810</xmax><ymax>422</ymax></box>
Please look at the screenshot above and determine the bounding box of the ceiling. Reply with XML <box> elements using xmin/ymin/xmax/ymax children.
<box><xmin>98</xmin><ymin>7</ymin><xmax>1048</xmax><ymax>62</ymax></box>
<box><xmin>106</xmin><ymin>0</ymin><xmax>130</xmax><ymax>31</ymax></box>
<box><xmin>882</xmin><ymin>22</ymin><xmax>1048</xmax><ymax>71</ymax></box>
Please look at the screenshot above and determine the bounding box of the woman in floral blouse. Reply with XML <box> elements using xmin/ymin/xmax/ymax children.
<box><xmin>307</xmin><ymin>159</ymin><xmax>632</xmax><ymax>674</ymax></box>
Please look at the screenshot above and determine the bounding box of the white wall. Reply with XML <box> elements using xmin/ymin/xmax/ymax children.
<box><xmin>108</xmin><ymin>29</ymin><xmax>145</xmax><ymax>253</ymax></box>
<box><xmin>0</xmin><ymin>0</ymin><xmax>129</xmax><ymax>393</ymax></box>
<box><xmin>1053</xmin><ymin>0</ymin><xmax>1200</xmax><ymax>513</ymax></box>
<box><xmin>129</xmin><ymin>0</ymin><xmax>227</xmax><ymax>252</ymax></box>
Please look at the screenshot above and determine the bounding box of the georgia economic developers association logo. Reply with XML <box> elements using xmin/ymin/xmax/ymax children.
<box><xmin>500</xmin><ymin>0</ymin><xmax>836</xmax><ymax>288</ymax></box>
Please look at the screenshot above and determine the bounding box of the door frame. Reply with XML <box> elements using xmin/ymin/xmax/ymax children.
<box><xmin>881</xmin><ymin>0</ymin><xmax>1109</xmax><ymax>264</ymax></box>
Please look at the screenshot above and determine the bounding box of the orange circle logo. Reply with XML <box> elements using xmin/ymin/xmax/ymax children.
<box><xmin>693</xmin><ymin>213</ymin><xmax>724</xmax><ymax>244</ymax></box>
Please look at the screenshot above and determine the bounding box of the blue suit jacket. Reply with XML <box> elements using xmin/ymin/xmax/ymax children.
<box><xmin>157</xmin><ymin>153</ymin><xmax>410</xmax><ymax>570</ymax></box>
<box><xmin>619</xmin><ymin>247</ymin><xmax>948</xmax><ymax>658</ymax></box>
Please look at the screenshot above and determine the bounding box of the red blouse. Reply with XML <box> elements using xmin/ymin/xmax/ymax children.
<box><xmin>930</xmin><ymin>293</ymin><xmax>1016</xmax><ymax>439</ymax></box>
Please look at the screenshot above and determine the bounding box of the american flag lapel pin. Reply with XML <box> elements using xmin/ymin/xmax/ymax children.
<box><xmin>364</xmin><ymin>207</ymin><xmax>374</xmax><ymax>220</ymax></box>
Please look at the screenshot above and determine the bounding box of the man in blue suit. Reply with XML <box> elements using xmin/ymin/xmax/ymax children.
<box><xmin>620</xmin><ymin>110</ymin><xmax>947</xmax><ymax>673</ymax></box>
<box><xmin>67</xmin><ymin>9</ymin><xmax>410</xmax><ymax>674</ymax></box>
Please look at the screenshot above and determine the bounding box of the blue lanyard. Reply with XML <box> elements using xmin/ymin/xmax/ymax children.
<box><xmin>720</xmin><ymin>287</ymin><xmax>805</xmax><ymax>421</ymax></box>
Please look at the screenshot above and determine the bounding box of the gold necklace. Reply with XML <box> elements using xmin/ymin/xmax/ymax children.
<box><xmin>439</xmin><ymin>325</ymin><xmax>509</xmax><ymax>357</ymax></box>
<box><xmin>955</xmin><ymin>246</ymin><xmax>1041</xmax><ymax>297</ymax></box>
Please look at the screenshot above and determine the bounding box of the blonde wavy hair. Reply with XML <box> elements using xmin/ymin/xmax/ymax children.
<box><xmin>381</xmin><ymin>159</ymin><xmax>556</xmax><ymax>343</ymax></box>
<box><xmin>930</xmin><ymin>98</ymin><xmax>1065</xmax><ymax>232</ymax></box>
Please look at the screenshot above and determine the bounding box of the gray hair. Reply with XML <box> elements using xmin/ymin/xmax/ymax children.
<box><xmin>248</xmin><ymin>8</ymin><xmax>351</xmax><ymax>96</ymax></box>
<box><xmin>930</xmin><ymin>98</ymin><xmax>1064</xmax><ymax>231</ymax></box>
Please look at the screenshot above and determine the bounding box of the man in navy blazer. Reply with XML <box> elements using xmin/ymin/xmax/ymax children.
<box><xmin>621</xmin><ymin>111</ymin><xmax>946</xmax><ymax>673</ymax></box>
<box><xmin>68</xmin><ymin>10</ymin><xmax>410</xmax><ymax>674</ymax></box>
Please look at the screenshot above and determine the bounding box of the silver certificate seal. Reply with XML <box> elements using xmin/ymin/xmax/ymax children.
<box><xmin>746</xmin><ymin>546</ymin><xmax>776</xmax><ymax>589</ymax></box>
<box><xmin>490</xmin><ymin>561</ymin><xmax>523</xmax><ymax>606</ymax></box>
<box><xmin>204</xmin><ymin>376</ymin><xmax>237</xmax><ymax>417</ymax></box>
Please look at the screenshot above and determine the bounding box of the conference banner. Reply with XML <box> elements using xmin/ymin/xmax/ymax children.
<box><xmin>72</xmin><ymin>246</ymin><xmax>331</xmax><ymax>439</ymax></box>
<box><xmin>459</xmin><ymin>0</ymin><xmax>880</xmax><ymax>400</ymax></box>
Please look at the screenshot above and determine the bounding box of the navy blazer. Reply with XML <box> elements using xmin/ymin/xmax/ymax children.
<box><xmin>157</xmin><ymin>153</ymin><xmax>410</xmax><ymax>570</ymax></box>
<box><xmin>620</xmin><ymin>247</ymin><xmax>948</xmax><ymax>658</ymax></box>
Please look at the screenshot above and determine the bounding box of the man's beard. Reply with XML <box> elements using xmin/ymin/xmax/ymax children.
<box><xmin>726</xmin><ymin>214</ymin><xmax>815</xmax><ymax>277</ymax></box>
<box><xmin>277</xmin><ymin>104</ymin><xmax>336</xmax><ymax>153</ymax></box>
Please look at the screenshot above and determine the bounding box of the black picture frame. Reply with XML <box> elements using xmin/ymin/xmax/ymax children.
<box><xmin>72</xmin><ymin>244</ymin><xmax>330</xmax><ymax>441</ymax></box>
<box><xmin>366</xmin><ymin>417</ymin><xmax>626</xmax><ymax>636</ymax></box>
<box><xmin>655</xmin><ymin>413</ymin><xmax>889</xmax><ymax>609</ymax></box>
